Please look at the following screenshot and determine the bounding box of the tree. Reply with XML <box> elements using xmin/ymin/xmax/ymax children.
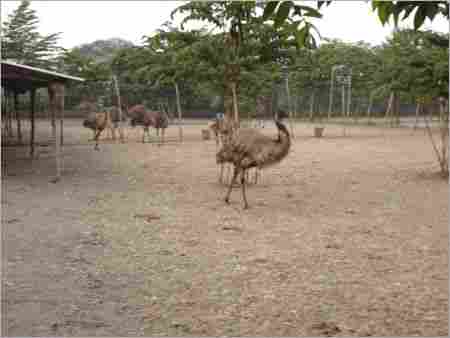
<box><xmin>265</xmin><ymin>1</ymin><xmax>449</xmax><ymax>32</ymax></box>
<box><xmin>2</xmin><ymin>0</ymin><xmax>62</xmax><ymax>69</ymax></box>
<box><xmin>171</xmin><ymin>1</ymin><xmax>319</xmax><ymax>124</ymax></box>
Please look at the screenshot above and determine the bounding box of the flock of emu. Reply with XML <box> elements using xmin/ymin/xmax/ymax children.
<box><xmin>82</xmin><ymin>103</ymin><xmax>291</xmax><ymax>209</ymax></box>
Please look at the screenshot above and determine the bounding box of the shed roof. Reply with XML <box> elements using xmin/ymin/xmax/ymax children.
<box><xmin>1</xmin><ymin>60</ymin><xmax>85</xmax><ymax>93</ymax></box>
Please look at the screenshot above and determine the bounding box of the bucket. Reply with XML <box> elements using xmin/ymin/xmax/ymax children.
<box><xmin>314</xmin><ymin>127</ymin><xmax>324</xmax><ymax>138</ymax></box>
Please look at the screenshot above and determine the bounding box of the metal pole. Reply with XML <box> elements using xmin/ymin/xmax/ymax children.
<box><xmin>347</xmin><ymin>69</ymin><xmax>352</xmax><ymax>119</ymax></box>
<box><xmin>285</xmin><ymin>72</ymin><xmax>294</xmax><ymax>138</ymax></box>
<box><xmin>328</xmin><ymin>68</ymin><xmax>335</xmax><ymax>120</ymax></box>
<box><xmin>347</xmin><ymin>80</ymin><xmax>352</xmax><ymax>118</ymax></box>
<box><xmin>175</xmin><ymin>82</ymin><xmax>183</xmax><ymax>142</ymax></box>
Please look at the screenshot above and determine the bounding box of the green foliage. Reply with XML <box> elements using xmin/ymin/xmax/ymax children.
<box><xmin>372</xmin><ymin>1</ymin><xmax>449</xmax><ymax>29</ymax></box>
<box><xmin>265</xmin><ymin>1</ymin><xmax>449</xmax><ymax>44</ymax></box>
<box><xmin>375</xmin><ymin>29</ymin><xmax>448</xmax><ymax>99</ymax></box>
<box><xmin>2</xmin><ymin>0</ymin><xmax>62</xmax><ymax>69</ymax></box>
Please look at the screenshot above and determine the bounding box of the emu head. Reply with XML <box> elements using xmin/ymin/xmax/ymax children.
<box><xmin>83</xmin><ymin>113</ymin><xmax>97</xmax><ymax>130</ymax></box>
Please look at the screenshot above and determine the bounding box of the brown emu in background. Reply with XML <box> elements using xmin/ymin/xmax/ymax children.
<box><xmin>216</xmin><ymin>120</ymin><xmax>291</xmax><ymax>209</ymax></box>
<box><xmin>128</xmin><ymin>104</ymin><xmax>169</xmax><ymax>145</ymax></box>
<box><xmin>82</xmin><ymin>110</ymin><xmax>112</xmax><ymax>150</ymax></box>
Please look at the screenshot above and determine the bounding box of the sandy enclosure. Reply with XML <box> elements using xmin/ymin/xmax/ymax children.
<box><xmin>1</xmin><ymin>118</ymin><xmax>448</xmax><ymax>336</ymax></box>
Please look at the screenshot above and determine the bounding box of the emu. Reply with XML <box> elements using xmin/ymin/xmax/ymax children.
<box><xmin>128</xmin><ymin>105</ymin><xmax>169</xmax><ymax>145</ymax></box>
<box><xmin>82</xmin><ymin>110</ymin><xmax>113</xmax><ymax>150</ymax></box>
<box><xmin>216</xmin><ymin>120</ymin><xmax>291</xmax><ymax>209</ymax></box>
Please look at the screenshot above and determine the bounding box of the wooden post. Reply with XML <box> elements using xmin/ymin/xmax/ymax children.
<box><xmin>48</xmin><ymin>81</ymin><xmax>64</xmax><ymax>182</ymax></box>
<box><xmin>174</xmin><ymin>82</ymin><xmax>183</xmax><ymax>142</ymax></box>
<box><xmin>112</xmin><ymin>75</ymin><xmax>125</xmax><ymax>143</ymax></box>
<box><xmin>30</xmin><ymin>88</ymin><xmax>36</xmax><ymax>157</ymax></box>
<box><xmin>60</xmin><ymin>92</ymin><xmax>64</xmax><ymax>146</ymax></box>
<box><xmin>14</xmin><ymin>92</ymin><xmax>22</xmax><ymax>144</ymax></box>
<box><xmin>2</xmin><ymin>90</ymin><xmax>9</xmax><ymax>137</ymax></box>
<box><xmin>7</xmin><ymin>91</ymin><xmax>13</xmax><ymax>138</ymax></box>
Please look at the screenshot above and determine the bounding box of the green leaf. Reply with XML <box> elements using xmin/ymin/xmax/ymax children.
<box><xmin>317</xmin><ymin>1</ymin><xmax>331</xmax><ymax>10</ymax></box>
<box><xmin>377</xmin><ymin>2</ymin><xmax>393</xmax><ymax>26</ymax></box>
<box><xmin>263</xmin><ymin>1</ymin><xmax>279</xmax><ymax>21</ymax></box>
<box><xmin>414</xmin><ymin>6</ymin><xmax>427</xmax><ymax>30</ymax></box>
<box><xmin>296</xmin><ymin>25</ymin><xmax>308</xmax><ymax>48</ymax></box>
<box><xmin>298</xmin><ymin>5</ymin><xmax>323</xmax><ymax>19</ymax></box>
<box><xmin>425</xmin><ymin>3</ymin><xmax>439</xmax><ymax>21</ymax></box>
<box><xmin>274</xmin><ymin>1</ymin><xmax>293</xmax><ymax>28</ymax></box>
<box><xmin>402</xmin><ymin>5</ymin><xmax>416</xmax><ymax>20</ymax></box>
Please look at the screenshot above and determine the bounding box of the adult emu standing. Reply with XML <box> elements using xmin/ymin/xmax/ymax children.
<box><xmin>216</xmin><ymin>120</ymin><xmax>291</xmax><ymax>209</ymax></box>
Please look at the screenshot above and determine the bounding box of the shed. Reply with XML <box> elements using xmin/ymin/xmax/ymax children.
<box><xmin>1</xmin><ymin>60</ymin><xmax>85</xmax><ymax>181</ymax></box>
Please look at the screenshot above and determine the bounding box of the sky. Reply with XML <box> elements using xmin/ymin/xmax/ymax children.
<box><xmin>1</xmin><ymin>1</ymin><xmax>449</xmax><ymax>49</ymax></box>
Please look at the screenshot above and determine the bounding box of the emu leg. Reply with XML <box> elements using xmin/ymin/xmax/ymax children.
<box><xmin>158</xmin><ymin>128</ymin><xmax>164</xmax><ymax>146</ymax></box>
<box><xmin>241</xmin><ymin>170</ymin><xmax>249</xmax><ymax>209</ymax></box>
<box><xmin>142</xmin><ymin>127</ymin><xmax>147</xmax><ymax>143</ymax></box>
<box><xmin>112</xmin><ymin>127</ymin><xmax>117</xmax><ymax>141</ymax></box>
<box><xmin>94</xmin><ymin>128</ymin><xmax>103</xmax><ymax>150</ymax></box>
<box><xmin>224</xmin><ymin>167</ymin><xmax>239</xmax><ymax>204</ymax></box>
<box><xmin>218</xmin><ymin>164</ymin><xmax>224</xmax><ymax>184</ymax></box>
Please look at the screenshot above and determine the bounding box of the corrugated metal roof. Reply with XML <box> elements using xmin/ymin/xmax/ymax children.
<box><xmin>1</xmin><ymin>60</ymin><xmax>85</xmax><ymax>93</ymax></box>
<box><xmin>2</xmin><ymin>60</ymin><xmax>85</xmax><ymax>82</ymax></box>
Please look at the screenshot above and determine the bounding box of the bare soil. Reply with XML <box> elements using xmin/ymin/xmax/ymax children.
<box><xmin>2</xmin><ymin>118</ymin><xmax>448</xmax><ymax>336</ymax></box>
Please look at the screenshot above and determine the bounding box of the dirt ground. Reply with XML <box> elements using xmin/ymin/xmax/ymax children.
<box><xmin>2</xmin><ymin>118</ymin><xmax>448</xmax><ymax>336</ymax></box>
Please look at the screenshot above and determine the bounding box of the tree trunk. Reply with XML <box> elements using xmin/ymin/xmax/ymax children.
<box><xmin>231</xmin><ymin>82</ymin><xmax>239</xmax><ymax>127</ymax></box>
<box><xmin>385</xmin><ymin>92</ymin><xmax>394</xmax><ymax>125</ymax></box>
<box><xmin>224</xmin><ymin>63</ymin><xmax>240</xmax><ymax>127</ymax></box>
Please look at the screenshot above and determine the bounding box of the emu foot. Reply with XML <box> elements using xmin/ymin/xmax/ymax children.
<box><xmin>94</xmin><ymin>146</ymin><xmax>100</xmax><ymax>151</ymax></box>
<box><xmin>224</xmin><ymin>197</ymin><xmax>230</xmax><ymax>204</ymax></box>
<box><xmin>243</xmin><ymin>203</ymin><xmax>249</xmax><ymax>209</ymax></box>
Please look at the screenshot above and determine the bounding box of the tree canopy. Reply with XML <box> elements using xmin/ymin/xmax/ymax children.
<box><xmin>2</xmin><ymin>0</ymin><xmax>62</xmax><ymax>69</ymax></box>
